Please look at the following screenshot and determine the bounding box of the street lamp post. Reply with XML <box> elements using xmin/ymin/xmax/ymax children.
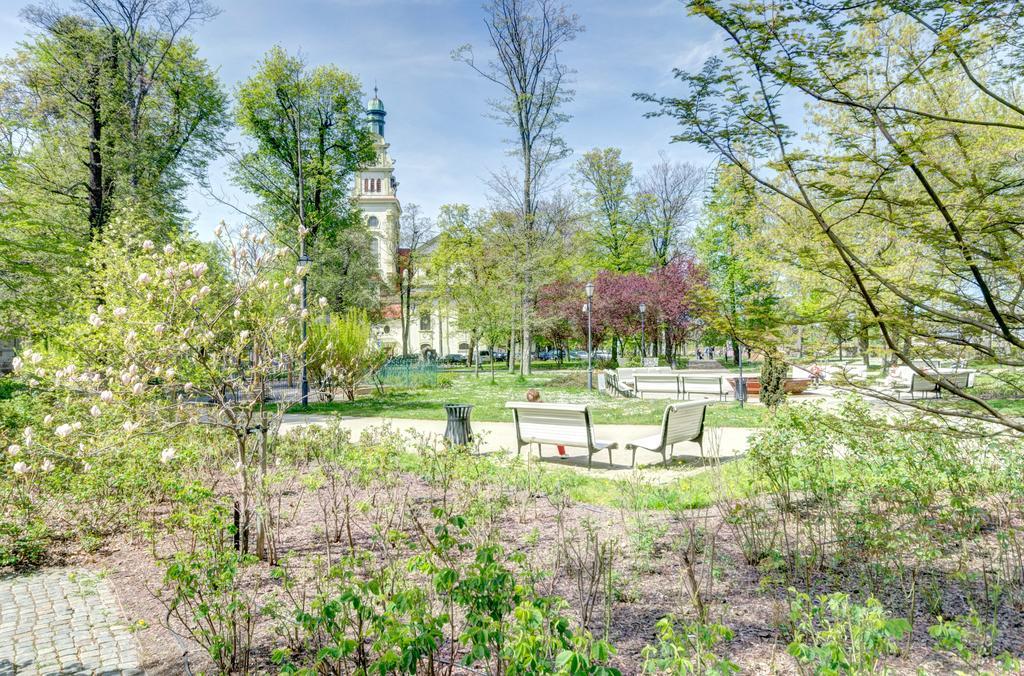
<box><xmin>638</xmin><ymin>302</ymin><xmax>647</xmax><ymax>361</ymax></box>
<box><xmin>585</xmin><ymin>281</ymin><xmax>595</xmax><ymax>390</ymax></box>
<box><xmin>299</xmin><ymin>251</ymin><xmax>310</xmax><ymax>406</ymax></box>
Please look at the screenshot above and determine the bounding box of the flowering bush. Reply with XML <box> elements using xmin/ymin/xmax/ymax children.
<box><xmin>2</xmin><ymin>224</ymin><xmax>328</xmax><ymax>563</ymax></box>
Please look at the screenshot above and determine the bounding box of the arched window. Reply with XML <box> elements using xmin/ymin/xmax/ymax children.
<box><xmin>375</xmin><ymin>178</ymin><xmax>382</xmax><ymax>193</ymax></box>
<box><xmin>367</xmin><ymin>216</ymin><xmax>379</xmax><ymax>228</ymax></box>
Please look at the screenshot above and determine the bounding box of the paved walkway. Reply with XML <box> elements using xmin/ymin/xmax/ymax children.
<box><xmin>280</xmin><ymin>414</ymin><xmax>755</xmax><ymax>480</ymax></box>
<box><xmin>0</xmin><ymin>569</ymin><xmax>143</xmax><ymax>676</ymax></box>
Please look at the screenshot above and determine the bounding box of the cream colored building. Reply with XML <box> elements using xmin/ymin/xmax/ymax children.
<box><xmin>354</xmin><ymin>90</ymin><xmax>470</xmax><ymax>359</ymax></box>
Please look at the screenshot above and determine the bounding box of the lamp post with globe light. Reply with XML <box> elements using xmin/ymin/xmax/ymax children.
<box><xmin>639</xmin><ymin>302</ymin><xmax>647</xmax><ymax>361</ymax></box>
<box><xmin>585</xmin><ymin>281</ymin><xmax>595</xmax><ymax>390</ymax></box>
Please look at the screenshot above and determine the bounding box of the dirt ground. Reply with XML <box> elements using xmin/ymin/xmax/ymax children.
<box><xmin>57</xmin><ymin>459</ymin><xmax>1024</xmax><ymax>675</ymax></box>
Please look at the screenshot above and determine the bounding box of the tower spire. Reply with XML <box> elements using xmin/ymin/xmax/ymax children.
<box><xmin>367</xmin><ymin>84</ymin><xmax>386</xmax><ymax>137</ymax></box>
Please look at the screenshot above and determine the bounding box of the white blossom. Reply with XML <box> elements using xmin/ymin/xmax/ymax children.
<box><xmin>318</xmin><ymin>296</ymin><xmax>328</xmax><ymax>308</ymax></box>
<box><xmin>40</xmin><ymin>459</ymin><xmax>54</xmax><ymax>473</ymax></box>
<box><xmin>160</xmin><ymin>447</ymin><xmax>176</xmax><ymax>464</ymax></box>
<box><xmin>142</xmin><ymin>240</ymin><xmax>155</xmax><ymax>251</ymax></box>
<box><xmin>23</xmin><ymin>427</ymin><xmax>34</xmax><ymax>445</ymax></box>
<box><xmin>72</xmin><ymin>421</ymin><xmax>82</xmax><ymax>431</ymax></box>
<box><xmin>163</xmin><ymin>244</ymin><xmax>175</xmax><ymax>255</ymax></box>
<box><xmin>154</xmin><ymin>324</ymin><xmax>166</xmax><ymax>335</ymax></box>
<box><xmin>42</xmin><ymin>415</ymin><xmax>52</xmax><ymax>426</ymax></box>
<box><xmin>191</xmin><ymin>262</ymin><xmax>208</xmax><ymax>278</ymax></box>
<box><xmin>100</xmin><ymin>390</ymin><xmax>114</xmax><ymax>403</ymax></box>
<box><xmin>137</xmin><ymin>273</ymin><xmax>152</xmax><ymax>285</ymax></box>
<box><xmin>12</xmin><ymin>462</ymin><xmax>29</xmax><ymax>475</ymax></box>
<box><xmin>90</xmin><ymin>405</ymin><xmax>102</xmax><ymax>418</ymax></box>
<box><xmin>198</xmin><ymin>285</ymin><xmax>211</xmax><ymax>297</ymax></box>
<box><xmin>112</xmin><ymin>307</ymin><xmax>128</xmax><ymax>320</ymax></box>
<box><xmin>123</xmin><ymin>420</ymin><xmax>139</xmax><ymax>433</ymax></box>
<box><xmin>214</xmin><ymin>224</ymin><xmax>224</xmax><ymax>237</ymax></box>
<box><xmin>125</xmin><ymin>330</ymin><xmax>138</xmax><ymax>343</ymax></box>
<box><xmin>55</xmin><ymin>423</ymin><xmax>73</xmax><ymax>438</ymax></box>
<box><xmin>7</xmin><ymin>444</ymin><xmax>20</xmax><ymax>456</ymax></box>
<box><xmin>132</xmin><ymin>383</ymin><xmax>144</xmax><ymax>396</ymax></box>
<box><xmin>11</xmin><ymin>356</ymin><xmax>22</xmax><ymax>371</ymax></box>
<box><xmin>88</xmin><ymin>314</ymin><xmax>104</xmax><ymax>328</ymax></box>
<box><xmin>239</xmin><ymin>330</ymin><xmax>250</xmax><ymax>341</ymax></box>
<box><xmin>164</xmin><ymin>367</ymin><xmax>175</xmax><ymax>380</ymax></box>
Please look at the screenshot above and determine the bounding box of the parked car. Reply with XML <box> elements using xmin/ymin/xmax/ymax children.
<box><xmin>592</xmin><ymin>350</ymin><xmax>612</xmax><ymax>361</ymax></box>
<box><xmin>440</xmin><ymin>353</ymin><xmax>468</xmax><ymax>365</ymax></box>
<box><xmin>536</xmin><ymin>349</ymin><xmax>565</xmax><ymax>361</ymax></box>
<box><xmin>568</xmin><ymin>349</ymin><xmax>587</xmax><ymax>360</ymax></box>
<box><xmin>480</xmin><ymin>349</ymin><xmax>508</xmax><ymax>362</ymax></box>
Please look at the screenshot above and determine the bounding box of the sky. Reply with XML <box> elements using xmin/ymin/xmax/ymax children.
<box><xmin>0</xmin><ymin>0</ymin><xmax>723</xmax><ymax>240</ymax></box>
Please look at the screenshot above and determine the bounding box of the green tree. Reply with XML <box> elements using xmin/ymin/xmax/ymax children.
<box><xmin>454</xmin><ymin>0</ymin><xmax>582</xmax><ymax>375</ymax></box>
<box><xmin>1</xmin><ymin>1</ymin><xmax>228</xmax><ymax>334</ymax></box>
<box><xmin>426</xmin><ymin>205</ymin><xmax>515</xmax><ymax>375</ymax></box>
<box><xmin>575</xmin><ymin>147</ymin><xmax>649</xmax><ymax>273</ymax></box>
<box><xmin>640</xmin><ymin>0</ymin><xmax>1024</xmax><ymax>431</ymax></box>
<box><xmin>232</xmin><ymin>47</ymin><xmax>377</xmax><ymax>312</ymax></box>
<box><xmin>695</xmin><ymin>165</ymin><xmax>779</xmax><ymax>365</ymax></box>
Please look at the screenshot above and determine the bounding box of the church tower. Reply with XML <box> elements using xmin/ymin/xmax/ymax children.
<box><xmin>355</xmin><ymin>88</ymin><xmax>401</xmax><ymax>288</ymax></box>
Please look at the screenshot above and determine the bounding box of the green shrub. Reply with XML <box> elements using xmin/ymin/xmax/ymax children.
<box><xmin>640</xmin><ymin>615</ymin><xmax>738</xmax><ymax>675</ymax></box>
<box><xmin>787</xmin><ymin>590</ymin><xmax>909</xmax><ymax>674</ymax></box>
<box><xmin>759</xmin><ymin>351</ymin><xmax>787</xmax><ymax>410</ymax></box>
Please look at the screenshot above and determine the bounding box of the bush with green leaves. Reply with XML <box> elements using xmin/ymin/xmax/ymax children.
<box><xmin>640</xmin><ymin>615</ymin><xmax>738</xmax><ymax>675</ymax></box>
<box><xmin>787</xmin><ymin>590</ymin><xmax>909</xmax><ymax>674</ymax></box>
<box><xmin>306</xmin><ymin>308</ymin><xmax>391</xmax><ymax>401</ymax></box>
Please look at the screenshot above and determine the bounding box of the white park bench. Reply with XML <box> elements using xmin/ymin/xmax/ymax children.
<box><xmin>505</xmin><ymin>402</ymin><xmax>618</xmax><ymax>469</ymax></box>
<box><xmin>681</xmin><ymin>375</ymin><xmax>729</xmax><ymax>401</ymax></box>
<box><xmin>624</xmin><ymin>401</ymin><xmax>708</xmax><ymax>467</ymax></box>
<box><xmin>633</xmin><ymin>373</ymin><xmax>682</xmax><ymax>399</ymax></box>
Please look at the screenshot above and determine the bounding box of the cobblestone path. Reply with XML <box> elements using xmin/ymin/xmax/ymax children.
<box><xmin>0</xmin><ymin>569</ymin><xmax>144</xmax><ymax>676</ymax></box>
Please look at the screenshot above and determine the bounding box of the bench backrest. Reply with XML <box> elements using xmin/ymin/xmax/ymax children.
<box><xmin>506</xmin><ymin>402</ymin><xmax>593</xmax><ymax>448</ymax></box>
<box><xmin>682</xmin><ymin>375</ymin><xmax>723</xmax><ymax>393</ymax></box>
<box><xmin>634</xmin><ymin>373</ymin><xmax>680</xmax><ymax>393</ymax></box>
<box><xmin>910</xmin><ymin>373</ymin><xmax>938</xmax><ymax>392</ymax></box>
<box><xmin>617</xmin><ymin>366</ymin><xmax>672</xmax><ymax>386</ymax></box>
<box><xmin>662</xmin><ymin>401</ymin><xmax>707</xmax><ymax>446</ymax></box>
<box><xmin>944</xmin><ymin>372</ymin><xmax>971</xmax><ymax>389</ymax></box>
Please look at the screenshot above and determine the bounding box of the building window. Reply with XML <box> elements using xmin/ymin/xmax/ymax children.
<box><xmin>420</xmin><ymin>313</ymin><xmax>431</xmax><ymax>331</ymax></box>
<box><xmin>363</xmin><ymin>178</ymin><xmax>369</xmax><ymax>193</ymax></box>
<box><xmin>375</xmin><ymin>178</ymin><xmax>382</xmax><ymax>193</ymax></box>
<box><xmin>370</xmin><ymin>238</ymin><xmax>379</xmax><ymax>259</ymax></box>
<box><xmin>367</xmin><ymin>216</ymin><xmax>379</xmax><ymax>228</ymax></box>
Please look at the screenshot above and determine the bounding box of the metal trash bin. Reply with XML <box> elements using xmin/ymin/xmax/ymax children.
<box><xmin>443</xmin><ymin>403</ymin><xmax>474</xmax><ymax>446</ymax></box>
<box><xmin>734</xmin><ymin>377</ymin><xmax>748</xmax><ymax>403</ymax></box>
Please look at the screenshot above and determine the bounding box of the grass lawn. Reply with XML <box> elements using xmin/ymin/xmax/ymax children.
<box><xmin>289</xmin><ymin>370</ymin><xmax>768</xmax><ymax>428</ymax></box>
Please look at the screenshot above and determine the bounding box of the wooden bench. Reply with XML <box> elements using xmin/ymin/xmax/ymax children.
<box><xmin>681</xmin><ymin>375</ymin><xmax>728</xmax><ymax>401</ymax></box>
<box><xmin>624</xmin><ymin>401</ymin><xmax>708</xmax><ymax>467</ymax></box>
<box><xmin>505</xmin><ymin>402</ymin><xmax>618</xmax><ymax>469</ymax></box>
<box><xmin>633</xmin><ymin>373</ymin><xmax>682</xmax><ymax>399</ymax></box>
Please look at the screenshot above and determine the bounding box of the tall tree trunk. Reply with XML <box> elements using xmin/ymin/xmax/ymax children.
<box><xmin>87</xmin><ymin>87</ymin><xmax>106</xmax><ymax>241</ymax></box>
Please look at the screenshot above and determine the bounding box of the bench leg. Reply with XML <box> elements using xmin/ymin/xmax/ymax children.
<box><xmin>608</xmin><ymin>446</ymin><xmax>613</xmax><ymax>468</ymax></box>
<box><xmin>631</xmin><ymin>446</ymin><xmax>637</xmax><ymax>468</ymax></box>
